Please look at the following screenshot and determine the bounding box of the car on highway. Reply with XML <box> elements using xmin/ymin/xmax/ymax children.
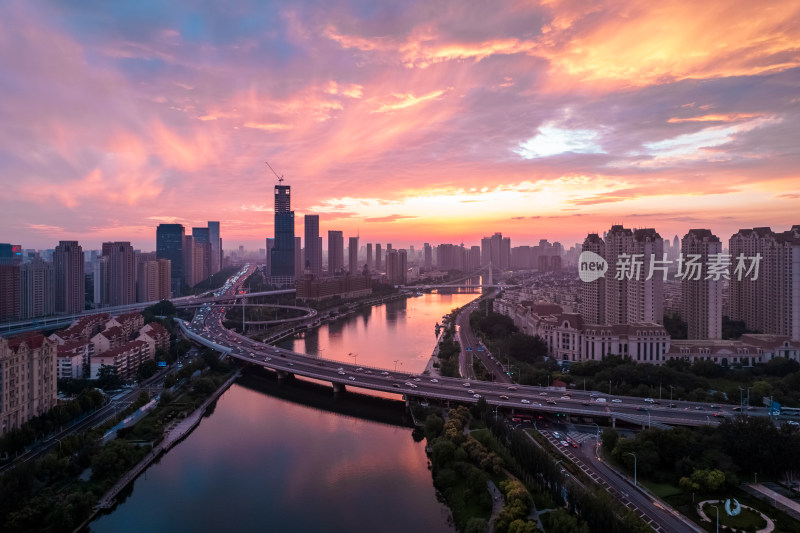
<box><xmin>392</xmin><ymin>383</ymin><xmax>401</xmax><ymax>388</ymax></box>
<box><xmin>553</xmin><ymin>431</ymin><xmax>562</xmax><ymax>439</ymax></box>
<box><xmin>348</xmin><ymin>376</ymin><xmax>356</xmax><ymax>381</ymax></box>
<box><xmin>539</xmin><ymin>392</ymin><xmax>548</xmax><ymax>396</ymax></box>
<box><xmin>546</xmin><ymin>399</ymin><xmax>557</xmax><ymax>405</ymax></box>
<box><xmin>499</xmin><ymin>395</ymin><xmax>509</xmax><ymax>400</ymax></box>
<box><xmin>430</xmin><ymin>379</ymin><xmax>439</xmax><ymax>383</ymax></box>
<box><xmin>473</xmin><ymin>394</ymin><xmax>481</xmax><ymax>399</ymax></box>
<box><xmin>561</xmin><ymin>396</ymin><xmax>571</xmax><ymax>400</ymax></box>
<box><xmin>636</xmin><ymin>407</ymin><xmax>648</xmax><ymax>411</ymax></box>
<box><xmin>263</xmin><ymin>357</ymin><xmax>271</xmax><ymax>361</ymax></box>
<box><xmin>463</xmin><ymin>382</ymin><xmax>471</xmax><ymax>387</ymax></box>
<box><xmin>560</xmin><ymin>440</ymin><xmax>569</xmax><ymax>447</ymax></box>
<box><xmin>507</xmin><ymin>386</ymin><xmax>518</xmax><ymax>391</ymax></box>
<box><xmin>413</xmin><ymin>378</ymin><xmax>421</xmax><ymax>382</ymax></box>
<box><xmin>338</xmin><ymin>371</ymin><xmax>346</xmax><ymax>375</ymax></box>
<box><xmin>611</xmin><ymin>399</ymin><xmax>622</xmax><ymax>403</ymax></box>
<box><xmin>405</xmin><ymin>382</ymin><xmax>414</xmax><ymax>386</ymax></box>
<box><xmin>468</xmin><ymin>390</ymin><xmax>475</xmax><ymax>394</ymax></box>
<box><xmin>521</xmin><ymin>399</ymin><xmax>531</xmax><ymax>404</ymax></box>
<box><xmin>287</xmin><ymin>362</ymin><xmax>294</xmax><ymax>367</ymax></box>
<box><xmin>381</xmin><ymin>371</ymin><xmax>390</xmax><ymax>376</ymax></box>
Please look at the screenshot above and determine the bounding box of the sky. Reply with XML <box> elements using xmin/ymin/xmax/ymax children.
<box><xmin>1</xmin><ymin>0</ymin><xmax>799</xmax><ymax>251</ymax></box>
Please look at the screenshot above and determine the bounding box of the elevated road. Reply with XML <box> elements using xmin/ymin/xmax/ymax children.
<box><xmin>179</xmin><ymin>268</ymin><xmax>771</xmax><ymax>429</ymax></box>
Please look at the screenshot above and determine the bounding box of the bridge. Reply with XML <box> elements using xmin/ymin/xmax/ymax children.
<box><xmin>178</xmin><ymin>266</ymin><xmax>767</xmax><ymax>429</ymax></box>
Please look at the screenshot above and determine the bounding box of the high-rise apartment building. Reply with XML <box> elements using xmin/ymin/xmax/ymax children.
<box><xmin>375</xmin><ymin>244</ymin><xmax>382</xmax><ymax>271</ymax></box>
<box><xmin>601</xmin><ymin>225</ymin><xmax>664</xmax><ymax>326</ymax></box>
<box><xmin>20</xmin><ymin>258</ymin><xmax>55</xmax><ymax>319</ymax></box>
<box><xmin>304</xmin><ymin>215</ymin><xmax>322</xmax><ymax>277</ymax></box>
<box><xmin>729</xmin><ymin>225</ymin><xmax>800</xmax><ymax>340</ymax></box>
<box><xmin>294</xmin><ymin>237</ymin><xmax>303</xmax><ymax>280</ymax></box>
<box><xmin>327</xmin><ymin>231</ymin><xmax>343</xmax><ymax>275</ymax></box>
<box><xmin>137</xmin><ymin>258</ymin><xmax>171</xmax><ymax>302</ymax></box>
<box><xmin>386</xmin><ymin>249</ymin><xmax>408</xmax><ymax>284</ymax></box>
<box><xmin>0</xmin><ymin>333</ymin><xmax>57</xmax><ymax>435</ymax></box>
<box><xmin>580</xmin><ymin>233</ymin><xmax>606</xmax><ymax>324</ymax></box>
<box><xmin>192</xmin><ymin>227</ymin><xmax>212</xmax><ymax>282</ymax></box>
<box><xmin>156</xmin><ymin>224</ymin><xmax>184</xmax><ymax>297</ymax></box>
<box><xmin>101</xmin><ymin>242</ymin><xmax>136</xmax><ymax>306</ymax></box>
<box><xmin>423</xmin><ymin>243</ymin><xmax>432</xmax><ymax>270</ymax></box>
<box><xmin>0</xmin><ymin>264</ymin><xmax>20</xmax><ymax>321</ymax></box>
<box><xmin>271</xmin><ymin>184</ymin><xmax>295</xmax><ymax>284</ymax></box>
<box><xmin>469</xmin><ymin>246</ymin><xmax>481</xmax><ymax>271</ymax></box>
<box><xmin>481</xmin><ymin>233</ymin><xmax>510</xmax><ymax>270</ymax></box>
<box><xmin>183</xmin><ymin>235</ymin><xmax>195</xmax><ymax>288</ymax></box>
<box><xmin>366</xmin><ymin>243</ymin><xmax>373</xmax><ymax>271</ymax></box>
<box><xmin>53</xmin><ymin>241</ymin><xmax>84</xmax><ymax>314</ymax></box>
<box><xmin>681</xmin><ymin>229</ymin><xmax>722</xmax><ymax>340</ymax></box>
<box><xmin>348</xmin><ymin>236</ymin><xmax>359</xmax><ymax>274</ymax></box>
<box><xmin>265</xmin><ymin>238</ymin><xmax>275</xmax><ymax>278</ymax></box>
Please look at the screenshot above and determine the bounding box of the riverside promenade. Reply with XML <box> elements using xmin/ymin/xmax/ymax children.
<box><xmin>75</xmin><ymin>369</ymin><xmax>241</xmax><ymax>531</ymax></box>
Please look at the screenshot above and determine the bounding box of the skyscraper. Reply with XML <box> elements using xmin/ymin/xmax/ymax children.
<box><xmin>682</xmin><ymin>229</ymin><xmax>722</xmax><ymax>339</ymax></box>
<box><xmin>192</xmin><ymin>227</ymin><xmax>212</xmax><ymax>282</ymax></box>
<box><xmin>156</xmin><ymin>224</ymin><xmax>184</xmax><ymax>297</ymax></box>
<box><xmin>20</xmin><ymin>258</ymin><xmax>55</xmax><ymax>319</ymax></box>
<box><xmin>375</xmin><ymin>244</ymin><xmax>382</xmax><ymax>271</ymax></box>
<box><xmin>304</xmin><ymin>215</ymin><xmax>322</xmax><ymax>277</ymax></box>
<box><xmin>327</xmin><ymin>231</ymin><xmax>343</xmax><ymax>275</ymax></box>
<box><xmin>729</xmin><ymin>225</ymin><xmax>800</xmax><ymax>340</ymax></box>
<box><xmin>265</xmin><ymin>238</ymin><xmax>275</xmax><ymax>278</ymax></box>
<box><xmin>0</xmin><ymin>264</ymin><xmax>20</xmax><ymax>321</ymax></box>
<box><xmin>366</xmin><ymin>243</ymin><xmax>373</xmax><ymax>271</ymax></box>
<box><xmin>53</xmin><ymin>241</ymin><xmax>84</xmax><ymax>314</ymax></box>
<box><xmin>386</xmin><ymin>249</ymin><xmax>407</xmax><ymax>284</ymax></box>
<box><xmin>349</xmin><ymin>236</ymin><xmax>359</xmax><ymax>274</ymax></box>
<box><xmin>208</xmin><ymin>221</ymin><xmax>221</xmax><ymax>274</ymax></box>
<box><xmin>271</xmin><ymin>184</ymin><xmax>295</xmax><ymax>284</ymax></box>
<box><xmin>101</xmin><ymin>242</ymin><xmax>136</xmax><ymax>306</ymax></box>
<box><xmin>580</xmin><ymin>233</ymin><xmax>606</xmax><ymax>324</ymax></box>
<box><xmin>423</xmin><ymin>243</ymin><xmax>432</xmax><ymax>270</ymax></box>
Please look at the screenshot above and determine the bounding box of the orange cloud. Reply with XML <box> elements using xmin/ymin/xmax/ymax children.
<box><xmin>667</xmin><ymin>113</ymin><xmax>767</xmax><ymax>123</ymax></box>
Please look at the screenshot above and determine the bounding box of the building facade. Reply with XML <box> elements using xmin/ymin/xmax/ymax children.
<box><xmin>156</xmin><ymin>224</ymin><xmax>185</xmax><ymax>297</ymax></box>
<box><xmin>271</xmin><ymin>184</ymin><xmax>295</xmax><ymax>284</ymax></box>
<box><xmin>53</xmin><ymin>241</ymin><xmax>84</xmax><ymax>315</ymax></box>
<box><xmin>681</xmin><ymin>229</ymin><xmax>723</xmax><ymax>339</ymax></box>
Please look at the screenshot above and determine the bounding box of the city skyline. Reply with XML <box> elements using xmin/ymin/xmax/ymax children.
<box><xmin>2</xmin><ymin>1</ymin><xmax>799</xmax><ymax>249</ymax></box>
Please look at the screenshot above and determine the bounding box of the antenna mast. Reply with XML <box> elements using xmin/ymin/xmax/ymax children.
<box><xmin>265</xmin><ymin>161</ymin><xmax>284</xmax><ymax>183</ymax></box>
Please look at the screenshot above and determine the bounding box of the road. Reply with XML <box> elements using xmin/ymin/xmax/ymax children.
<box><xmin>536</xmin><ymin>427</ymin><xmax>701</xmax><ymax>532</ymax></box>
<box><xmin>180</xmin><ymin>268</ymin><xmax>774</xmax><ymax>429</ymax></box>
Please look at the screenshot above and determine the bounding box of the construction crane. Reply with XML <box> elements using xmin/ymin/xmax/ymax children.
<box><xmin>265</xmin><ymin>161</ymin><xmax>284</xmax><ymax>183</ymax></box>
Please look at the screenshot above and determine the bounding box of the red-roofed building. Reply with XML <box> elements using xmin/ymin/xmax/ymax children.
<box><xmin>57</xmin><ymin>340</ymin><xmax>90</xmax><ymax>379</ymax></box>
<box><xmin>90</xmin><ymin>339</ymin><xmax>152</xmax><ymax>380</ymax></box>
<box><xmin>106</xmin><ymin>312</ymin><xmax>145</xmax><ymax>340</ymax></box>
<box><xmin>138</xmin><ymin>322</ymin><xmax>170</xmax><ymax>354</ymax></box>
<box><xmin>1</xmin><ymin>333</ymin><xmax>57</xmax><ymax>435</ymax></box>
<box><xmin>90</xmin><ymin>326</ymin><xmax>127</xmax><ymax>354</ymax></box>
<box><xmin>50</xmin><ymin>313</ymin><xmax>110</xmax><ymax>344</ymax></box>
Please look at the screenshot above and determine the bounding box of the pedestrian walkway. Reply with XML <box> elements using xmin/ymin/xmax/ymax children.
<box><xmin>743</xmin><ymin>483</ymin><xmax>800</xmax><ymax>522</ymax></box>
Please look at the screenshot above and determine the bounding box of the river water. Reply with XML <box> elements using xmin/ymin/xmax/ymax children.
<box><xmin>89</xmin><ymin>292</ymin><xmax>478</xmax><ymax>533</ymax></box>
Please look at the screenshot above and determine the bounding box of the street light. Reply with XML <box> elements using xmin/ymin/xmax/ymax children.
<box><xmin>669</xmin><ymin>385</ymin><xmax>674</xmax><ymax>406</ymax></box>
<box><xmin>592</xmin><ymin>423</ymin><xmax>601</xmax><ymax>442</ymax></box>
<box><xmin>349</xmin><ymin>352</ymin><xmax>358</xmax><ymax>366</ymax></box>
<box><xmin>393</xmin><ymin>359</ymin><xmax>400</xmax><ymax>371</ymax></box>
<box><xmin>625</xmin><ymin>452</ymin><xmax>637</xmax><ymax>487</ymax></box>
<box><xmin>710</xmin><ymin>504</ymin><xmax>719</xmax><ymax>533</ymax></box>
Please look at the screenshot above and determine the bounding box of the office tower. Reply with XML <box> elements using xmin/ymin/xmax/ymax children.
<box><xmin>480</xmin><ymin>237</ymin><xmax>491</xmax><ymax>266</ymax></box>
<box><xmin>271</xmin><ymin>183</ymin><xmax>295</xmax><ymax>284</ymax></box>
<box><xmin>156</xmin><ymin>224</ymin><xmax>185</xmax><ymax>297</ymax></box>
<box><xmin>208</xmin><ymin>221</ymin><xmax>221</xmax><ymax>274</ymax></box>
<box><xmin>53</xmin><ymin>241</ymin><xmax>84</xmax><ymax>314</ymax></box>
<box><xmin>304</xmin><ymin>215</ymin><xmax>322</xmax><ymax>277</ymax></box>
<box><xmin>0</xmin><ymin>244</ymin><xmax>22</xmax><ymax>265</ymax></box>
<box><xmin>366</xmin><ymin>243</ymin><xmax>373</xmax><ymax>271</ymax></box>
<box><xmin>183</xmin><ymin>235</ymin><xmax>196</xmax><ymax>288</ymax></box>
<box><xmin>0</xmin><ymin>334</ymin><xmax>58</xmax><ymax>435</ymax></box>
<box><xmin>0</xmin><ymin>264</ymin><xmax>21</xmax><ymax>321</ymax></box>
<box><xmin>501</xmin><ymin>237</ymin><xmax>511</xmax><ymax>270</ymax></box>
<box><xmin>386</xmin><ymin>243</ymin><xmax>392</xmax><ymax>254</ymax></box>
<box><xmin>375</xmin><ymin>244</ymin><xmax>382</xmax><ymax>271</ymax></box>
<box><xmin>729</xmin><ymin>225</ymin><xmax>800</xmax><ymax>340</ymax></box>
<box><xmin>328</xmin><ymin>231</ymin><xmax>344</xmax><ymax>275</ymax></box>
<box><xmin>349</xmin><ymin>237</ymin><xmax>359</xmax><ymax>274</ymax></box>
<box><xmin>580</xmin><ymin>233</ymin><xmax>606</xmax><ymax>324</ymax></box>
<box><xmin>682</xmin><ymin>229</ymin><xmax>722</xmax><ymax>339</ymax></box>
<box><xmin>602</xmin><ymin>226</ymin><xmax>664</xmax><ymax>325</ymax></box>
<box><xmin>20</xmin><ymin>258</ymin><xmax>55</xmax><ymax>319</ymax></box>
<box><xmin>386</xmin><ymin>249</ymin><xmax>408</xmax><ymax>284</ymax></box>
<box><xmin>266</xmin><ymin>238</ymin><xmax>275</xmax><ymax>278</ymax></box>
<box><xmin>672</xmin><ymin>235</ymin><xmax>680</xmax><ymax>260</ymax></box>
<box><xmin>481</xmin><ymin>233</ymin><xmax>510</xmax><ymax>270</ymax></box>
<box><xmin>423</xmin><ymin>243</ymin><xmax>432</xmax><ymax>270</ymax></box>
<box><xmin>101</xmin><ymin>242</ymin><xmax>136</xmax><ymax>306</ymax></box>
<box><xmin>192</xmin><ymin>227</ymin><xmax>211</xmax><ymax>282</ymax></box>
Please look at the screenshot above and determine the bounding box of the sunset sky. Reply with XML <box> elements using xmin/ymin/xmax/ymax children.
<box><xmin>1</xmin><ymin>0</ymin><xmax>799</xmax><ymax>251</ymax></box>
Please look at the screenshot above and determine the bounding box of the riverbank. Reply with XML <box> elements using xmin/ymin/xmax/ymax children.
<box><xmin>75</xmin><ymin>369</ymin><xmax>241</xmax><ymax>532</ymax></box>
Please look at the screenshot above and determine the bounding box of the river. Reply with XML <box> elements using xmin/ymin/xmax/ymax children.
<box><xmin>89</xmin><ymin>292</ymin><xmax>478</xmax><ymax>533</ymax></box>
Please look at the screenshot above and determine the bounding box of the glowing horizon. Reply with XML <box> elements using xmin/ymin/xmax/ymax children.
<box><xmin>1</xmin><ymin>1</ymin><xmax>798</xmax><ymax>251</ymax></box>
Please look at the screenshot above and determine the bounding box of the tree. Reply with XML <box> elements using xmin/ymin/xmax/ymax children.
<box><xmin>465</xmin><ymin>517</ymin><xmax>489</xmax><ymax>533</ymax></box>
<box><xmin>508</xmin><ymin>519</ymin><xmax>539</xmax><ymax>533</ymax></box>
<box><xmin>137</xmin><ymin>359</ymin><xmax>158</xmax><ymax>381</ymax></box>
<box><xmin>602</xmin><ymin>428</ymin><xmax>619</xmax><ymax>454</ymax></box>
<box><xmin>424</xmin><ymin>414</ymin><xmax>444</xmax><ymax>439</ymax></box>
<box><xmin>95</xmin><ymin>365</ymin><xmax>122</xmax><ymax>390</ymax></box>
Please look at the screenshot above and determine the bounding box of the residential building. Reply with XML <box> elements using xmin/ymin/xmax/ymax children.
<box><xmin>20</xmin><ymin>258</ymin><xmax>55</xmax><ymax>319</ymax></box>
<box><xmin>580</xmin><ymin>233</ymin><xmax>605</xmax><ymax>324</ymax></box>
<box><xmin>53</xmin><ymin>240</ymin><xmax>84</xmax><ymax>314</ymax></box>
<box><xmin>328</xmin><ymin>231</ymin><xmax>344</xmax><ymax>275</ymax></box>
<box><xmin>304</xmin><ymin>215</ymin><xmax>322</xmax><ymax>277</ymax></box>
<box><xmin>681</xmin><ymin>229</ymin><xmax>723</xmax><ymax>339</ymax></box>
<box><xmin>0</xmin><ymin>333</ymin><xmax>57</xmax><ymax>435</ymax></box>
<box><xmin>386</xmin><ymin>249</ymin><xmax>407</xmax><ymax>284</ymax></box>
<box><xmin>208</xmin><ymin>221</ymin><xmax>221</xmax><ymax>274</ymax></box>
<box><xmin>156</xmin><ymin>224</ymin><xmax>185</xmax><ymax>297</ymax></box>
<box><xmin>102</xmin><ymin>242</ymin><xmax>136</xmax><ymax>306</ymax></box>
<box><xmin>348</xmin><ymin>236</ymin><xmax>359</xmax><ymax>274</ymax></box>
<box><xmin>0</xmin><ymin>264</ymin><xmax>20</xmax><ymax>321</ymax></box>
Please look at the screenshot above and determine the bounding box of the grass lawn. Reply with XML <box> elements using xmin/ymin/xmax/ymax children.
<box><xmin>642</xmin><ymin>479</ymin><xmax>683</xmax><ymax>499</ymax></box>
<box><xmin>702</xmin><ymin>503</ymin><xmax>767</xmax><ymax>531</ymax></box>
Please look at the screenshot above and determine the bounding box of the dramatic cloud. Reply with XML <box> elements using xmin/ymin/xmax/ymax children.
<box><xmin>1</xmin><ymin>0</ymin><xmax>798</xmax><ymax>250</ymax></box>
